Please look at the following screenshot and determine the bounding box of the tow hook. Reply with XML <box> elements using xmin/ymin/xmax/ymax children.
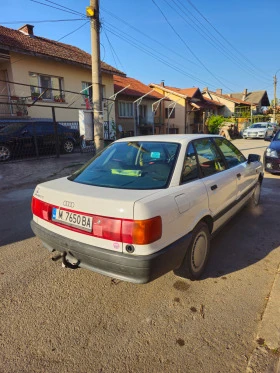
<box><xmin>62</xmin><ymin>251</ymin><xmax>80</xmax><ymax>269</ymax></box>
<box><xmin>51</xmin><ymin>251</ymin><xmax>80</xmax><ymax>269</ymax></box>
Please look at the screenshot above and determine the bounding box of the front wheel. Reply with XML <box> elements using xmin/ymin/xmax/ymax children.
<box><xmin>0</xmin><ymin>144</ymin><xmax>11</xmax><ymax>161</ymax></box>
<box><xmin>174</xmin><ymin>222</ymin><xmax>210</xmax><ymax>281</ymax></box>
<box><xmin>62</xmin><ymin>139</ymin><xmax>74</xmax><ymax>153</ymax></box>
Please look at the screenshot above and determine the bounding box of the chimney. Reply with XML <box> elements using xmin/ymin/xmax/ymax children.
<box><xmin>18</xmin><ymin>24</ymin><xmax>34</xmax><ymax>36</ymax></box>
<box><xmin>160</xmin><ymin>80</ymin><xmax>165</xmax><ymax>87</ymax></box>
<box><xmin>242</xmin><ymin>88</ymin><xmax>248</xmax><ymax>101</ymax></box>
<box><xmin>216</xmin><ymin>88</ymin><xmax>222</xmax><ymax>95</ymax></box>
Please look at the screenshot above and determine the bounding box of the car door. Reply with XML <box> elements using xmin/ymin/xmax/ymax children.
<box><xmin>212</xmin><ymin>137</ymin><xmax>258</xmax><ymax>201</ymax></box>
<box><xmin>16</xmin><ymin>123</ymin><xmax>35</xmax><ymax>156</ymax></box>
<box><xmin>192</xmin><ymin>138</ymin><xmax>237</xmax><ymax>222</ymax></box>
<box><xmin>34</xmin><ymin>122</ymin><xmax>56</xmax><ymax>153</ymax></box>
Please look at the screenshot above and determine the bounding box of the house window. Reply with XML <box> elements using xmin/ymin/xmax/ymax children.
<box><xmin>29</xmin><ymin>72</ymin><xmax>64</xmax><ymax>101</ymax></box>
<box><xmin>165</xmin><ymin>107</ymin><xmax>175</xmax><ymax>119</ymax></box>
<box><xmin>81</xmin><ymin>82</ymin><xmax>105</xmax><ymax>104</ymax></box>
<box><xmin>118</xmin><ymin>101</ymin><xmax>134</xmax><ymax>118</ymax></box>
<box><xmin>82</xmin><ymin>82</ymin><xmax>93</xmax><ymax>103</ymax></box>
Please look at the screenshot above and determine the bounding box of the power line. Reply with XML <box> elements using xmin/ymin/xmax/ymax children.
<box><xmin>103</xmin><ymin>28</ymin><xmax>125</xmax><ymax>71</ymax></box>
<box><xmin>42</xmin><ymin>0</ymin><xmax>86</xmax><ymax>18</ymax></box>
<box><xmin>151</xmin><ymin>0</ymin><xmax>233</xmax><ymax>91</ymax></box>
<box><xmin>30</xmin><ymin>0</ymin><xmax>85</xmax><ymax>18</ymax></box>
<box><xmin>167</xmin><ymin>0</ymin><xmax>269</xmax><ymax>84</ymax></box>
<box><xmin>185</xmin><ymin>0</ymin><xmax>268</xmax><ymax>79</ymax></box>
<box><xmin>101</xmin><ymin>6</ymin><xmax>197</xmax><ymax>67</ymax></box>
<box><xmin>104</xmin><ymin>25</ymin><xmax>218</xmax><ymax>89</ymax></box>
<box><xmin>0</xmin><ymin>19</ymin><xmax>85</xmax><ymax>24</ymax></box>
<box><xmin>57</xmin><ymin>21</ymin><xmax>88</xmax><ymax>42</ymax></box>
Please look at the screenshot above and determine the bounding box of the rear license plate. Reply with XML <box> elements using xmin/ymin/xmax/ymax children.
<box><xmin>52</xmin><ymin>208</ymin><xmax>93</xmax><ymax>232</ymax></box>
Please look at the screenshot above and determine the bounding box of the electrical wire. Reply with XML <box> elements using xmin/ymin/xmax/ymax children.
<box><xmin>103</xmin><ymin>28</ymin><xmax>125</xmax><ymax>71</ymax></box>
<box><xmin>57</xmin><ymin>21</ymin><xmax>89</xmax><ymax>41</ymax></box>
<box><xmin>30</xmin><ymin>0</ymin><xmax>86</xmax><ymax>18</ymax></box>
<box><xmin>151</xmin><ymin>0</ymin><xmax>233</xmax><ymax>91</ymax></box>
<box><xmin>104</xmin><ymin>25</ymin><xmax>219</xmax><ymax>89</ymax></box>
<box><xmin>101</xmin><ymin>6</ymin><xmax>197</xmax><ymax>67</ymax></box>
<box><xmin>167</xmin><ymin>0</ymin><xmax>269</xmax><ymax>84</ymax></box>
<box><xmin>41</xmin><ymin>0</ymin><xmax>87</xmax><ymax>18</ymax></box>
<box><xmin>0</xmin><ymin>19</ymin><xmax>85</xmax><ymax>24</ymax></box>
<box><xmin>184</xmin><ymin>0</ymin><xmax>268</xmax><ymax>79</ymax></box>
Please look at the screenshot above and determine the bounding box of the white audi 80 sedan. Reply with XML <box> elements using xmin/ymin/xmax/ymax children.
<box><xmin>31</xmin><ymin>135</ymin><xmax>263</xmax><ymax>284</ymax></box>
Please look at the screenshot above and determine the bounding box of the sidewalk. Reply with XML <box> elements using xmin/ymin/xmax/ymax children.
<box><xmin>0</xmin><ymin>152</ymin><xmax>93</xmax><ymax>191</ymax></box>
<box><xmin>246</xmin><ymin>264</ymin><xmax>280</xmax><ymax>373</ymax></box>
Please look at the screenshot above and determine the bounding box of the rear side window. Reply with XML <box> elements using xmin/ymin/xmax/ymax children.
<box><xmin>69</xmin><ymin>141</ymin><xmax>180</xmax><ymax>190</ymax></box>
<box><xmin>193</xmin><ymin>138</ymin><xmax>226</xmax><ymax>177</ymax></box>
<box><xmin>213</xmin><ymin>138</ymin><xmax>246</xmax><ymax>168</ymax></box>
<box><xmin>181</xmin><ymin>143</ymin><xmax>198</xmax><ymax>184</ymax></box>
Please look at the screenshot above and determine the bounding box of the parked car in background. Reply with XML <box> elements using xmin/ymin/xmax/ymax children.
<box><xmin>0</xmin><ymin>121</ymin><xmax>80</xmax><ymax>161</ymax></box>
<box><xmin>264</xmin><ymin>130</ymin><xmax>280</xmax><ymax>174</ymax></box>
<box><xmin>31</xmin><ymin>134</ymin><xmax>263</xmax><ymax>284</ymax></box>
<box><xmin>242</xmin><ymin>122</ymin><xmax>277</xmax><ymax>139</ymax></box>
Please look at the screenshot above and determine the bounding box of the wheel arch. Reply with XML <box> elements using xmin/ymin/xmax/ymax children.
<box><xmin>200</xmin><ymin>215</ymin><xmax>214</xmax><ymax>234</ymax></box>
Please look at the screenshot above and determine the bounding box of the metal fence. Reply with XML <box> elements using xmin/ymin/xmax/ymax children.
<box><xmin>0</xmin><ymin>116</ymin><xmax>97</xmax><ymax>163</ymax></box>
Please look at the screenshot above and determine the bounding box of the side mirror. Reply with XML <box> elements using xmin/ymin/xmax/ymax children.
<box><xmin>247</xmin><ymin>154</ymin><xmax>260</xmax><ymax>163</ymax></box>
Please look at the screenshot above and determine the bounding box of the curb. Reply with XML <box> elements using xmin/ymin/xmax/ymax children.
<box><xmin>246</xmin><ymin>263</ymin><xmax>280</xmax><ymax>372</ymax></box>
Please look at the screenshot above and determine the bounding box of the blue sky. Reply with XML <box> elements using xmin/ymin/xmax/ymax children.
<box><xmin>1</xmin><ymin>0</ymin><xmax>279</xmax><ymax>101</ymax></box>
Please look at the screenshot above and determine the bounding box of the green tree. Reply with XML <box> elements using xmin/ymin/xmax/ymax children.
<box><xmin>207</xmin><ymin>115</ymin><xmax>225</xmax><ymax>134</ymax></box>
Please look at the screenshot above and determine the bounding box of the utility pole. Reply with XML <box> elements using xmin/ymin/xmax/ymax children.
<box><xmin>273</xmin><ymin>74</ymin><xmax>277</xmax><ymax>123</ymax></box>
<box><xmin>87</xmin><ymin>0</ymin><xmax>102</xmax><ymax>148</ymax></box>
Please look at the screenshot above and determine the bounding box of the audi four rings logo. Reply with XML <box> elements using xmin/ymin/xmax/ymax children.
<box><xmin>63</xmin><ymin>200</ymin><xmax>75</xmax><ymax>208</ymax></box>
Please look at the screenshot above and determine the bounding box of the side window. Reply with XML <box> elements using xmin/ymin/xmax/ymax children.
<box><xmin>34</xmin><ymin>123</ymin><xmax>55</xmax><ymax>135</ymax></box>
<box><xmin>213</xmin><ymin>138</ymin><xmax>246</xmax><ymax>168</ymax></box>
<box><xmin>193</xmin><ymin>138</ymin><xmax>226</xmax><ymax>177</ymax></box>
<box><xmin>181</xmin><ymin>143</ymin><xmax>198</xmax><ymax>184</ymax></box>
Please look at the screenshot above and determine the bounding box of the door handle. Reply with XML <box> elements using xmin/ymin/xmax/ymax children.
<box><xmin>210</xmin><ymin>184</ymin><xmax>217</xmax><ymax>191</ymax></box>
<box><xmin>236</xmin><ymin>173</ymin><xmax>241</xmax><ymax>178</ymax></box>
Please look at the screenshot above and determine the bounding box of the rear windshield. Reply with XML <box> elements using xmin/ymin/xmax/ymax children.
<box><xmin>69</xmin><ymin>141</ymin><xmax>180</xmax><ymax>189</ymax></box>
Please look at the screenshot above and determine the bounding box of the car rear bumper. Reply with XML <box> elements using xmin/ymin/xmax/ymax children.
<box><xmin>31</xmin><ymin>220</ymin><xmax>191</xmax><ymax>284</ymax></box>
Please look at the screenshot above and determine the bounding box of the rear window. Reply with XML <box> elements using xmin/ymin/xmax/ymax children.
<box><xmin>69</xmin><ymin>141</ymin><xmax>180</xmax><ymax>189</ymax></box>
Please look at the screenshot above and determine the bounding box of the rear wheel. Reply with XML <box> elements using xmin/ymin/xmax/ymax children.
<box><xmin>174</xmin><ymin>222</ymin><xmax>210</xmax><ymax>281</ymax></box>
<box><xmin>62</xmin><ymin>139</ymin><xmax>74</xmax><ymax>153</ymax></box>
<box><xmin>0</xmin><ymin>144</ymin><xmax>11</xmax><ymax>161</ymax></box>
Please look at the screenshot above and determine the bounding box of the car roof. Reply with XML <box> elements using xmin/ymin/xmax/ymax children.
<box><xmin>115</xmin><ymin>134</ymin><xmax>223</xmax><ymax>145</ymax></box>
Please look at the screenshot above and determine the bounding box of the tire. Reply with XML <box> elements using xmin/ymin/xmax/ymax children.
<box><xmin>174</xmin><ymin>222</ymin><xmax>210</xmax><ymax>281</ymax></box>
<box><xmin>249</xmin><ymin>180</ymin><xmax>261</xmax><ymax>207</ymax></box>
<box><xmin>0</xmin><ymin>144</ymin><xmax>11</xmax><ymax>161</ymax></box>
<box><xmin>62</xmin><ymin>139</ymin><xmax>74</xmax><ymax>153</ymax></box>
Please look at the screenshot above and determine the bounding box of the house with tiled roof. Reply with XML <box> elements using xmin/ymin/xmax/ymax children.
<box><xmin>229</xmin><ymin>89</ymin><xmax>270</xmax><ymax>114</ymax></box>
<box><xmin>202</xmin><ymin>88</ymin><xmax>253</xmax><ymax>118</ymax></box>
<box><xmin>149</xmin><ymin>83</ymin><xmax>223</xmax><ymax>133</ymax></box>
<box><xmin>113</xmin><ymin>75</ymin><xmax>166</xmax><ymax>136</ymax></box>
<box><xmin>0</xmin><ymin>24</ymin><xmax>125</xmax><ymax>123</ymax></box>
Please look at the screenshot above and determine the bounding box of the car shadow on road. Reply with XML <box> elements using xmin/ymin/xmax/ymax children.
<box><xmin>202</xmin><ymin>177</ymin><xmax>280</xmax><ymax>280</ymax></box>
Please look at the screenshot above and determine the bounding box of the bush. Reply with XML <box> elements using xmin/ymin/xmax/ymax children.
<box><xmin>207</xmin><ymin>115</ymin><xmax>226</xmax><ymax>134</ymax></box>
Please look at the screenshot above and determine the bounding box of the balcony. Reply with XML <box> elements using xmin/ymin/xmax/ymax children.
<box><xmin>0</xmin><ymin>97</ymin><xmax>29</xmax><ymax>118</ymax></box>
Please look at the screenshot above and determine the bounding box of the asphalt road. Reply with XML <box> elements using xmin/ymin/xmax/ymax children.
<box><xmin>0</xmin><ymin>139</ymin><xmax>279</xmax><ymax>373</ymax></box>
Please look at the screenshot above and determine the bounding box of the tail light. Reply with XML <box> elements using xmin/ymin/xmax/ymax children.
<box><xmin>32</xmin><ymin>197</ymin><xmax>162</xmax><ymax>245</ymax></box>
<box><xmin>31</xmin><ymin>197</ymin><xmax>52</xmax><ymax>221</ymax></box>
<box><xmin>122</xmin><ymin>217</ymin><xmax>162</xmax><ymax>245</ymax></box>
